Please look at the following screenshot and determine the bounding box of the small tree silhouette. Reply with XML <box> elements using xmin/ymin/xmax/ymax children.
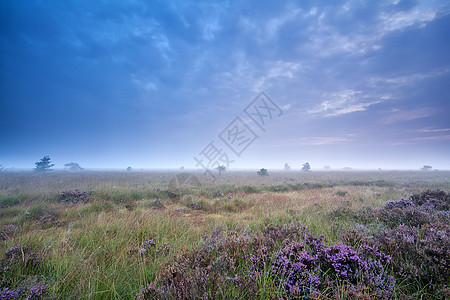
<box><xmin>257</xmin><ymin>168</ymin><xmax>268</xmax><ymax>176</ymax></box>
<box><xmin>0</xmin><ymin>164</ymin><xmax>5</xmax><ymax>172</ymax></box>
<box><xmin>284</xmin><ymin>163</ymin><xmax>290</xmax><ymax>171</ymax></box>
<box><xmin>216</xmin><ymin>165</ymin><xmax>226</xmax><ymax>176</ymax></box>
<box><xmin>64</xmin><ymin>162</ymin><xmax>84</xmax><ymax>171</ymax></box>
<box><xmin>127</xmin><ymin>166</ymin><xmax>132</xmax><ymax>172</ymax></box>
<box><xmin>421</xmin><ymin>165</ymin><xmax>432</xmax><ymax>171</ymax></box>
<box><xmin>301</xmin><ymin>162</ymin><xmax>311</xmax><ymax>172</ymax></box>
<box><xmin>34</xmin><ymin>156</ymin><xmax>55</xmax><ymax>172</ymax></box>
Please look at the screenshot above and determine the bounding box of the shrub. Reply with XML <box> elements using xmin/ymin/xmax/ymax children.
<box><xmin>257</xmin><ymin>168</ymin><xmax>268</xmax><ymax>176</ymax></box>
<box><xmin>59</xmin><ymin>189</ymin><xmax>92</xmax><ymax>205</ymax></box>
<box><xmin>270</xmin><ymin>185</ymin><xmax>289</xmax><ymax>193</ymax></box>
<box><xmin>374</xmin><ymin>224</ymin><xmax>449</xmax><ymax>291</ymax></box>
<box><xmin>409</xmin><ymin>189</ymin><xmax>449</xmax><ymax>211</ymax></box>
<box><xmin>0</xmin><ymin>283</ymin><xmax>49</xmax><ymax>299</ymax></box>
<box><xmin>138</xmin><ymin>223</ymin><xmax>394</xmax><ymax>299</ymax></box>
<box><xmin>0</xmin><ymin>225</ymin><xmax>16</xmax><ymax>241</ymax></box>
<box><xmin>24</xmin><ymin>203</ymin><xmax>57</xmax><ymax>221</ymax></box>
<box><xmin>0</xmin><ymin>197</ymin><xmax>20</xmax><ymax>208</ymax></box>
<box><xmin>335</xmin><ymin>190</ymin><xmax>348</xmax><ymax>197</ymax></box>
<box><xmin>240</xmin><ymin>186</ymin><xmax>258</xmax><ymax>193</ymax></box>
<box><xmin>150</xmin><ymin>199</ymin><xmax>165</xmax><ymax>210</ymax></box>
<box><xmin>0</xmin><ymin>243</ymin><xmax>49</xmax><ymax>297</ymax></box>
<box><xmin>349</xmin><ymin>190</ymin><xmax>450</xmax><ymax>297</ymax></box>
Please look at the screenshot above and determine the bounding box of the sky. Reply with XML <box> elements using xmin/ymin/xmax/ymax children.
<box><xmin>1</xmin><ymin>0</ymin><xmax>449</xmax><ymax>171</ymax></box>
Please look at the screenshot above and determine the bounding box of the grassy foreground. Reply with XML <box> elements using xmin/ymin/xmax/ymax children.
<box><xmin>0</xmin><ymin>170</ymin><xmax>449</xmax><ymax>299</ymax></box>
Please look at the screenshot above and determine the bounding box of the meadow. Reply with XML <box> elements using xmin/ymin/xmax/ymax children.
<box><xmin>0</xmin><ymin>170</ymin><xmax>449</xmax><ymax>299</ymax></box>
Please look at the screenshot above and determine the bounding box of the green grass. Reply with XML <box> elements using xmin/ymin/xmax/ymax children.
<box><xmin>0</xmin><ymin>170</ymin><xmax>448</xmax><ymax>298</ymax></box>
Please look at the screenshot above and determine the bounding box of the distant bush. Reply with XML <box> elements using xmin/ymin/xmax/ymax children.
<box><xmin>270</xmin><ymin>185</ymin><xmax>289</xmax><ymax>193</ymax></box>
<box><xmin>301</xmin><ymin>162</ymin><xmax>311</xmax><ymax>172</ymax></box>
<box><xmin>64</xmin><ymin>162</ymin><xmax>83</xmax><ymax>171</ymax></box>
<box><xmin>239</xmin><ymin>186</ymin><xmax>259</xmax><ymax>193</ymax></box>
<box><xmin>335</xmin><ymin>190</ymin><xmax>348</xmax><ymax>197</ymax></box>
<box><xmin>257</xmin><ymin>168</ymin><xmax>268</xmax><ymax>176</ymax></box>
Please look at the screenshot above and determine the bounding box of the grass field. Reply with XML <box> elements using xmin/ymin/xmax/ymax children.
<box><xmin>0</xmin><ymin>170</ymin><xmax>449</xmax><ymax>299</ymax></box>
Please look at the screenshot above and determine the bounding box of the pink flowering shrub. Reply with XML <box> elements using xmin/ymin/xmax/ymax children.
<box><xmin>348</xmin><ymin>190</ymin><xmax>450</xmax><ymax>298</ymax></box>
<box><xmin>138</xmin><ymin>223</ymin><xmax>394</xmax><ymax>299</ymax></box>
<box><xmin>0</xmin><ymin>244</ymin><xmax>49</xmax><ymax>299</ymax></box>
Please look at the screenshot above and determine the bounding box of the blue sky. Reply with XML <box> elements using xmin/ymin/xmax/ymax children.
<box><xmin>1</xmin><ymin>0</ymin><xmax>449</xmax><ymax>170</ymax></box>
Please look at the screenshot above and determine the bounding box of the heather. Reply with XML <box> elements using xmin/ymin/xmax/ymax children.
<box><xmin>346</xmin><ymin>189</ymin><xmax>450</xmax><ymax>298</ymax></box>
<box><xmin>0</xmin><ymin>243</ymin><xmax>50</xmax><ymax>299</ymax></box>
<box><xmin>138</xmin><ymin>223</ymin><xmax>394</xmax><ymax>299</ymax></box>
<box><xmin>0</xmin><ymin>171</ymin><xmax>449</xmax><ymax>298</ymax></box>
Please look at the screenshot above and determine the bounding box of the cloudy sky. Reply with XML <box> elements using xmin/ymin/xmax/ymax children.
<box><xmin>1</xmin><ymin>0</ymin><xmax>449</xmax><ymax>170</ymax></box>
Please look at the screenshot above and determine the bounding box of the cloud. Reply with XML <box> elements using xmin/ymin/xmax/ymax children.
<box><xmin>381</xmin><ymin>107</ymin><xmax>436</xmax><ymax>124</ymax></box>
<box><xmin>368</xmin><ymin>68</ymin><xmax>449</xmax><ymax>88</ymax></box>
<box><xmin>300</xmin><ymin>1</ymin><xmax>448</xmax><ymax>57</ymax></box>
<box><xmin>418</xmin><ymin>128</ymin><xmax>450</xmax><ymax>133</ymax></box>
<box><xmin>239</xmin><ymin>6</ymin><xmax>302</xmax><ymax>43</ymax></box>
<box><xmin>272</xmin><ymin>136</ymin><xmax>352</xmax><ymax>147</ymax></box>
<box><xmin>379</xmin><ymin>6</ymin><xmax>437</xmax><ymax>33</ymax></box>
<box><xmin>391</xmin><ymin>132</ymin><xmax>450</xmax><ymax>146</ymax></box>
<box><xmin>413</xmin><ymin>135</ymin><xmax>450</xmax><ymax>141</ymax></box>
<box><xmin>253</xmin><ymin>60</ymin><xmax>301</xmax><ymax>91</ymax></box>
<box><xmin>203</xmin><ymin>18</ymin><xmax>221</xmax><ymax>40</ymax></box>
<box><xmin>308</xmin><ymin>90</ymin><xmax>381</xmax><ymax>117</ymax></box>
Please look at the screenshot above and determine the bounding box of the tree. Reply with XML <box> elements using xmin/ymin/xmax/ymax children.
<box><xmin>421</xmin><ymin>165</ymin><xmax>432</xmax><ymax>171</ymax></box>
<box><xmin>34</xmin><ymin>156</ymin><xmax>55</xmax><ymax>172</ymax></box>
<box><xmin>257</xmin><ymin>168</ymin><xmax>268</xmax><ymax>176</ymax></box>
<box><xmin>284</xmin><ymin>163</ymin><xmax>290</xmax><ymax>171</ymax></box>
<box><xmin>301</xmin><ymin>162</ymin><xmax>311</xmax><ymax>172</ymax></box>
<box><xmin>216</xmin><ymin>165</ymin><xmax>226</xmax><ymax>176</ymax></box>
<box><xmin>0</xmin><ymin>164</ymin><xmax>5</xmax><ymax>172</ymax></box>
<box><xmin>64</xmin><ymin>162</ymin><xmax>83</xmax><ymax>171</ymax></box>
<box><xmin>323</xmin><ymin>165</ymin><xmax>331</xmax><ymax>171</ymax></box>
<box><xmin>127</xmin><ymin>166</ymin><xmax>132</xmax><ymax>172</ymax></box>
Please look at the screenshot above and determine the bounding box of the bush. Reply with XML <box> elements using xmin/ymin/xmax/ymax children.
<box><xmin>59</xmin><ymin>189</ymin><xmax>92</xmax><ymax>205</ymax></box>
<box><xmin>138</xmin><ymin>223</ymin><xmax>394</xmax><ymax>299</ymax></box>
<box><xmin>25</xmin><ymin>204</ymin><xmax>56</xmax><ymax>221</ymax></box>
<box><xmin>257</xmin><ymin>168</ymin><xmax>268</xmax><ymax>176</ymax></box>
<box><xmin>348</xmin><ymin>190</ymin><xmax>450</xmax><ymax>297</ymax></box>
<box><xmin>374</xmin><ymin>224</ymin><xmax>449</xmax><ymax>287</ymax></box>
<box><xmin>270</xmin><ymin>185</ymin><xmax>289</xmax><ymax>193</ymax></box>
<box><xmin>0</xmin><ymin>283</ymin><xmax>49</xmax><ymax>299</ymax></box>
<box><xmin>0</xmin><ymin>243</ymin><xmax>49</xmax><ymax>298</ymax></box>
<box><xmin>0</xmin><ymin>197</ymin><xmax>20</xmax><ymax>208</ymax></box>
<box><xmin>335</xmin><ymin>190</ymin><xmax>348</xmax><ymax>197</ymax></box>
<box><xmin>409</xmin><ymin>189</ymin><xmax>449</xmax><ymax>211</ymax></box>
